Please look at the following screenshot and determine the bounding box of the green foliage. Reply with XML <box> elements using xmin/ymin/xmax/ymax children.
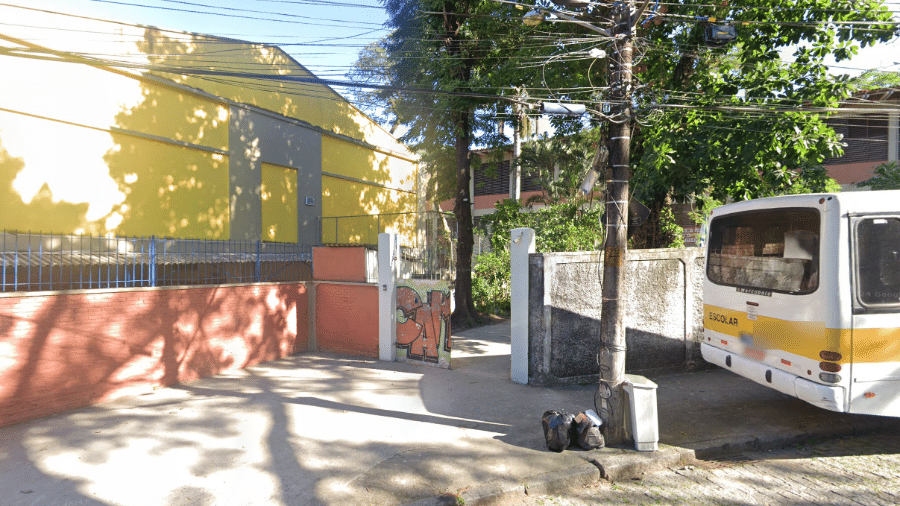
<box><xmin>472</xmin><ymin>200</ymin><xmax>603</xmax><ymax>312</ymax></box>
<box><xmin>859</xmin><ymin>162</ymin><xmax>900</xmax><ymax>190</ymax></box>
<box><xmin>632</xmin><ymin>0</ymin><xmax>897</xmax><ymax>204</ymax></box>
<box><xmin>519</xmin><ymin>129</ymin><xmax>604</xmax><ymax>206</ymax></box>
<box><xmin>472</xmin><ymin>249</ymin><xmax>511</xmax><ymax>314</ymax></box>
<box><xmin>776</xmin><ymin>163</ymin><xmax>843</xmax><ymax>195</ymax></box>
<box><xmin>850</xmin><ymin>70</ymin><xmax>900</xmax><ymax>91</ymax></box>
<box><xmin>688</xmin><ymin>195</ymin><xmax>723</xmax><ymax>226</ymax></box>
<box><xmin>480</xmin><ymin>200</ymin><xmax>603</xmax><ymax>254</ymax></box>
<box><xmin>659</xmin><ymin>207</ymin><xmax>685</xmax><ymax>249</ymax></box>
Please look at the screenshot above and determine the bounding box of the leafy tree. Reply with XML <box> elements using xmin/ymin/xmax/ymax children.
<box><xmin>346</xmin><ymin>40</ymin><xmax>402</xmax><ymax>135</ymax></box>
<box><xmin>632</xmin><ymin>0</ymin><xmax>896</xmax><ymax>210</ymax></box>
<box><xmin>374</xmin><ymin>0</ymin><xmax>560</xmax><ymax>327</ymax></box>
<box><xmin>850</xmin><ymin>69</ymin><xmax>900</xmax><ymax>91</ymax></box>
<box><xmin>472</xmin><ymin>199</ymin><xmax>603</xmax><ymax>313</ymax></box>
<box><xmin>518</xmin><ymin>128</ymin><xmax>603</xmax><ymax>206</ymax></box>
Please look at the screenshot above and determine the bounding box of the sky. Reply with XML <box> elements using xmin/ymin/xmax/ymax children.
<box><xmin>2</xmin><ymin>0</ymin><xmax>899</xmax><ymax>115</ymax></box>
<box><xmin>3</xmin><ymin>0</ymin><xmax>391</xmax><ymax>85</ymax></box>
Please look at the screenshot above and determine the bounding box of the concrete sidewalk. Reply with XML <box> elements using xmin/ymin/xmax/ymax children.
<box><xmin>2</xmin><ymin>323</ymin><xmax>900</xmax><ymax>506</ymax></box>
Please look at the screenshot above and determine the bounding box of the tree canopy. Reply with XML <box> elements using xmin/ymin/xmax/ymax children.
<box><xmin>629</xmin><ymin>0</ymin><xmax>896</xmax><ymax>206</ymax></box>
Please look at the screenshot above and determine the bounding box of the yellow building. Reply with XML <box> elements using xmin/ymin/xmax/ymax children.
<box><xmin>0</xmin><ymin>4</ymin><xmax>419</xmax><ymax>246</ymax></box>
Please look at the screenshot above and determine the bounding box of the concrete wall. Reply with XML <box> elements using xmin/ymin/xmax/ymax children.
<box><xmin>229</xmin><ymin>107</ymin><xmax>323</xmax><ymax>245</ymax></box>
<box><xmin>0</xmin><ymin>283</ymin><xmax>307</xmax><ymax>427</ymax></box>
<box><xmin>528</xmin><ymin>248</ymin><xmax>705</xmax><ymax>386</ymax></box>
<box><xmin>0</xmin><ymin>242</ymin><xmax>393</xmax><ymax>427</ymax></box>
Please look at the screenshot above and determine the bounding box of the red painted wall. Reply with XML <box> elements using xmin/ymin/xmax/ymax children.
<box><xmin>0</xmin><ymin>283</ymin><xmax>307</xmax><ymax>427</ymax></box>
<box><xmin>315</xmin><ymin>283</ymin><xmax>378</xmax><ymax>358</ymax></box>
<box><xmin>313</xmin><ymin>246</ymin><xmax>368</xmax><ymax>282</ymax></box>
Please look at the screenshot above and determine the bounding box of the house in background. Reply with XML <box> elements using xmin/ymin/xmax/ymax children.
<box><xmin>0</xmin><ymin>4</ymin><xmax>420</xmax><ymax>247</ymax></box>
<box><xmin>825</xmin><ymin>88</ymin><xmax>900</xmax><ymax>190</ymax></box>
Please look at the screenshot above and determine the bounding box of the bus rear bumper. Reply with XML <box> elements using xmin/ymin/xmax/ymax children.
<box><xmin>701</xmin><ymin>342</ymin><xmax>846</xmax><ymax>413</ymax></box>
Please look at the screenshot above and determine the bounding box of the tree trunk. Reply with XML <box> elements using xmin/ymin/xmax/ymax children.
<box><xmin>451</xmin><ymin>110</ymin><xmax>479</xmax><ymax>327</ymax></box>
<box><xmin>443</xmin><ymin>2</ymin><xmax>479</xmax><ymax>328</ymax></box>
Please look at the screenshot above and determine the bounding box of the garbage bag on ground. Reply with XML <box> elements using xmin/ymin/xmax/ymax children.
<box><xmin>574</xmin><ymin>411</ymin><xmax>604</xmax><ymax>450</ymax></box>
<box><xmin>541</xmin><ymin>410</ymin><xmax>575</xmax><ymax>452</ymax></box>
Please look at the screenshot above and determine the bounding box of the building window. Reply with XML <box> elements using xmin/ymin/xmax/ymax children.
<box><xmin>474</xmin><ymin>159</ymin><xmax>544</xmax><ymax>196</ymax></box>
<box><xmin>827</xmin><ymin>117</ymin><xmax>889</xmax><ymax>165</ymax></box>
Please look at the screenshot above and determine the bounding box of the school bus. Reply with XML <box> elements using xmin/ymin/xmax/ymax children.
<box><xmin>702</xmin><ymin>191</ymin><xmax>900</xmax><ymax>417</ymax></box>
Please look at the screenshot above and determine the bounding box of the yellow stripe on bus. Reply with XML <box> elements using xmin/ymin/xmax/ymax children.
<box><xmin>703</xmin><ymin>304</ymin><xmax>852</xmax><ymax>364</ymax></box>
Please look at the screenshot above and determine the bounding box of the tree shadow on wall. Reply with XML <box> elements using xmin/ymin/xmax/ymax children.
<box><xmin>0</xmin><ymin>139</ymin><xmax>89</xmax><ymax>233</ymax></box>
<box><xmin>118</xmin><ymin>28</ymin><xmax>410</xmax><ymax>245</ymax></box>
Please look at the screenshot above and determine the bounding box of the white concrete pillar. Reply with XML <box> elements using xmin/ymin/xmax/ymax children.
<box><xmin>378</xmin><ymin>233</ymin><xmax>400</xmax><ymax>361</ymax></box>
<box><xmin>510</xmin><ymin>227</ymin><xmax>535</xmax><ymax>384</ymax></box>
<box><xmin>889</xmin><ymin>111</ymin><xmax>899</xmax><ymax>162</ymax></box>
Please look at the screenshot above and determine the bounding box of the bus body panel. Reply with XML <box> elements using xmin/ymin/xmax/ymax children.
<box><xmin>848</xmin><ymin>213</ymin><xmax>900</xmax><ymax>416</ymax></box>
<box><xmin>703</xmin><ymin>191</ymin><xmax>900</xmax><ymax>417</ymax></box>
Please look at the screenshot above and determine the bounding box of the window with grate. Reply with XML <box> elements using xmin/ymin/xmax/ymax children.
<box><xmin>826</xmin><ymin>117</ymin><xmax>889</xmax><ymax>165</ymax></box>
<box><xmin>474</xmin><ymin>160</ymin><xmax>510</xmax><ymax>196</ymax></box>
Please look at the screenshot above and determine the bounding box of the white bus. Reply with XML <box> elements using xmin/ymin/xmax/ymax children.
<box><xmin>702</xmin><ymin>191</ymin><xmax>900</xmax><ymax>417</ymax></box>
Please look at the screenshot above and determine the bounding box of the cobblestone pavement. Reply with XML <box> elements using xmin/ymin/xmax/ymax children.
<box><xmin>506</xmin><ymin>433</ymin><xmax>900</xmax><ymax>505</ymax></box>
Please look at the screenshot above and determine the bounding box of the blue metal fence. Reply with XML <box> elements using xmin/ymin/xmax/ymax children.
<box><xmin>1</xmin><ymin>231</ymin><xmax>313</xmax><ymax>292</ymax></box>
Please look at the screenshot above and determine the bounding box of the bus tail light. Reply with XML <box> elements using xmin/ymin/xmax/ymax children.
<box><xmin>864</xmin><ymin>392</ymin><xmax>876</xmax><ymax>398</ymax></box>
<box><xmin>819</xmin><ymin>362</ymin><xmax>841</xmax><ymax>373</ymax></box>
<box><xmin>721</xmin><ymin>340</ymin><xmax>728</xmax><ymax>346</ymax></box>
<box><xmin>819</xmin><ymin>372</ymin><xmax>841</xmax><ymax>383</ymax></box>
<box><xmin>819</xmin><ymin>351</ymin><xmax>842</xmax><ymax>361</ymax></box>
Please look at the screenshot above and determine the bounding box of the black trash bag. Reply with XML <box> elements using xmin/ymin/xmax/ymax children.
<box><xmin>541</xmin><ymin>410</ymin><xmax>576</xmax><ymax>452</ymax></box>
<box><xmin>574</xmin><ymin>412</ymin><xmax>604</xmax><ymax>450</ymax></box>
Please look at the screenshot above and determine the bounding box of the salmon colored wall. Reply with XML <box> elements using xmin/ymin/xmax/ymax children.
<box><xmin>440</xmin><ymin>191</ymin><xmax>550</xmax><ymax>213</ymax></box>
<box><xmin>826</xmin><ymin>161</ymin><xmax>888</xmax><ymax>186</ymax></box>
<box><xmin>0</xmin><ymin>283</ymin><xmax>307</xmax><ymax>427</ymax></box>
<box><xmin>313</xmin><ymin>246</ymin><xmax>368</xmax><ymax>282</ymax></box>
<box><xmin>315</xmin><ymin>283</ymin><xmax>378</xmax><ymax>358</ymax></box>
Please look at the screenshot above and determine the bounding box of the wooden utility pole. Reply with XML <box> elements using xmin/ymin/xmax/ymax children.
<box><xmin>598</xmin><ymin>0</ymin><xmax>636</xmax><ymax>447</ymax></box>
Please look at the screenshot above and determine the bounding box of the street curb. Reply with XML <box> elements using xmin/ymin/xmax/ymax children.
<box><xmin>578</xmin><ymin>445</ymin><xmax>697</xmax><ymax>481</ymax></box>
<box><xmin>403</xmin><ymin>461</ymin><xmax>601</xmax><ymax>506</ymax></box>
<box><xmin>412</xmin><ymin>415</ymin><xmax>900</xmax><ymax>505</ymax></box>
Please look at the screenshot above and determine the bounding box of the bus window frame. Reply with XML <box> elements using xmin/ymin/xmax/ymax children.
<box><xmin>852</xmin><ymin>214</ymin><xmax>900</xmax><ymax>312</ymax></box>
<box><xmin>706</xmin><ymin>207</ymin><xmax>821</xmax><ymax>296</ymax></box>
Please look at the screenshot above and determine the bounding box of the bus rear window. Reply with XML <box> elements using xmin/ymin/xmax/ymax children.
<box><xmin>707</xmin><ymin>208</ymin><xmax>820</xmax><ymax>294</ymax></box>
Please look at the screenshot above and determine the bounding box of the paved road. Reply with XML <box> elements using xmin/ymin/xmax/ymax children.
<box><xmin>502</xmin><ymin>432</ymin><xmax>900</xmax><ymax>505</ymax></box>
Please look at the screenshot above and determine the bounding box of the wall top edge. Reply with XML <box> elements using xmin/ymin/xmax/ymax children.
<box><xmin>0</xmin><ymin>281</ymin><xmax>310</xmax><ymax>299</ymax></box>
<box><xmin>530</xmin><ymin>247</ymin><xmax>704</xmax><ymax>264</ymax></box>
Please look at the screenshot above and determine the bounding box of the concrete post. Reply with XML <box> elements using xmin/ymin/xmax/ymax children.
<box><xmin>378</xmin><ymin>233</ymin><xmax>400</xmax><ymax>361</ymax></box>
<box><xmin>889</xmin><ymin>111</ymin><xmax>898</xmax><ymax>162</ymax></box>
<box><xmin>510</xmin><ymin>227</ymin><xmax>535</xmax><ymax>384</ymax></box>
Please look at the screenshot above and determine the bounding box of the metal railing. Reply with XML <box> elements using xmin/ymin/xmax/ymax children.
<box><xmin>399</xmin><ymin>245</ymin><xmax>454</xmax><ymax>281</ymax></box>
<box><xmin>320</xmin><ymin>211</ymin><xmax>456</xmax><ymax>280</ymax></box>
<box><xmin>1</xmin><ymin>231</ymin><xmax>313</xmax><ymax>292</ymax></box>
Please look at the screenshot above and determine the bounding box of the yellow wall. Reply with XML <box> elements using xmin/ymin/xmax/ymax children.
<box><xmin>319</xmin><ymin>136</ymin><xmax>418</xmax><ymax>245</ymax></box>
<box><xmin>137</xmin><ymin>29</ymin><xmax>412</xmax><ymax>159</ymax></box>
<box><xmin>261</xmin><ymin>163</ymin><xmax>298</xmax><ymax>243</ymax></box>
<box><xmin>1</xmin><ymin>6</ymin><xmax>419</xmax><ymax>245</ymax></box>
<box><xmin>321</xmin><ymin>176</ymin><xmax>417</xmax><ymax>245</ymax></box>
<box><xmin>107</xmin><ymin>135</ymin><xmax>229</xmax><ymax>239</ymax></box>
<box><xmin>0</xmin><ymin>48</ymin><xmax>230</xmax><ymax>238</ymax></box>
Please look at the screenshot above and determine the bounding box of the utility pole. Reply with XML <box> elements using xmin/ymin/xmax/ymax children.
<box><xmin>597</xmin><ymin>0</ymin><xmax>638</xmax><ymax>447</ymax></box>
<box><xmin>510</xmin><ymin>96</ymin><xmax>523</xmax><ymax>200</ymax></box>
<box><xmin>533</xmin><ymin>0</ymin><xmax>650</xmax><ymax>447</ymax></box>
